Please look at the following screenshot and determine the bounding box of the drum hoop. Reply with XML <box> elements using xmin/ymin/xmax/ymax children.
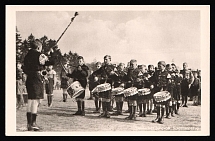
<box><xmin>70</xmin><ymin>88</ymin><xmax>85</xmax><ymax>98</ymax></box>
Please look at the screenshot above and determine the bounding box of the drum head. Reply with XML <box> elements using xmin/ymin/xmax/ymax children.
<box><xmin>154</xmin><ymin>91</ymin><xmax>169</xmax><ymax>96</ymax></box>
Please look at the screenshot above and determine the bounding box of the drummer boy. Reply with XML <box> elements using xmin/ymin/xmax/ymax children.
<box><xmin>92</xmin><ymin>55</ymin><xmax>116</xmax><ymax>118</ymax></box>
<box><xmin>111</xmin><ymin>63</ymin><xmax>128</xmax><ymax>116</ymax></box>
<box><xmin>151</xmin><ymin>61</ymin><xmax>171</xmax><ymax>124</ymax></box>
<box><xmin>67</xmin><ymin>56</ymin><xmax>89</xmax><ymax>116</ymax></box>
<box><xmin>125</xmin><ymin>59</ymin><xmax>143</xmax><ymax>120</ymax></box>
<box><xmin>88</xmin><ymin>61</ymin><xmax>102</xmax><ymax>112</ymax></box>
<box><xmin>137</xmin><ymin>65</ymin><xmax>151</xmax><ymax>117</ymax></box>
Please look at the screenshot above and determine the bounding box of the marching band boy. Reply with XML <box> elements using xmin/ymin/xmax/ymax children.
<box><xmin>60</xmin><ymin>61</ymin><xmax>70</xmax><ymax>102</ymax></box>
<box><xmin>137</xmin><ymin>65</ymin><xmax>151</xmax><ymax>117</ymax></box>
<box><xmin>147</xmin><ymin>65</ymin><xmax>155</xmax><ymax>114</ymax></box>
<box><xmin>151</xmin><ymin>61</ymin><xmax>171</xmax><ymax>124</ymax></box>
<box><xmin>111</xmin><ymin>63</ymin><xmax>128</xmax><ymax>116</ymax></box>
<box><xmin>125</xmin><ymin>59</ymin><xmax>143</xmax><ymax>120</ymax></box>
<box><xmin>92</xmin><ymin>55</ymin><xmax>116</xmax><ymax>118</ymax></box>
<box><xmin>171</xmin><ymin>63</ymin><xmax>183</xmax><ymax>114</ymax></box>
<box><xmin>67</xmin><ymin>56</ymin><xmax>89</xmax><ymax>116</ymax></box>
<box><xmin>89</xmin><ymin>62</ymin><xmax>102</xmax><ymax>112</ymax></box>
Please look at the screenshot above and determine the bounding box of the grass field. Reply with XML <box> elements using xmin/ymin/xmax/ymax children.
<box><xmin>16</xmin><ymin>88</ymin><xmax>201</xmax><ymax>132</ymax></box>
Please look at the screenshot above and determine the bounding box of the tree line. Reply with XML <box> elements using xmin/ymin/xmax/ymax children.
<box><xmin>16</xmin><ymin>27</ymin><xmax>97</xmax><ymax>80</ymax></box>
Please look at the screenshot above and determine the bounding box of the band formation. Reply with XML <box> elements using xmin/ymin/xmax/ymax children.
<box><xmin>16</xmin><ymin>39</ymin><xmax>201</xmax><ymax>131</ymax></box>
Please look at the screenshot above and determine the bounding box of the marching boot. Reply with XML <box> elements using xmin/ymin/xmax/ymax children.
<box><xmin>63</xmin><ymin>94</ymin><xmax>65</xmax><ymax>102</ymax></box>
<box><xmin>170</xmin><ymin>106</ymin><xmax>174</xmax><ymax>117</ymax></box>
<box><xmin>49</xmin><ymin>95</ymin><xmax>53</xmax><ymax>107</ymax></box>
<box><xmin>98</xmin><ymin>100</ymin><xmax>102</xmax><ymax>111</ymax></box>
<box><xmin>99</xmin><ymin>102</ymin><xmax>106</xmax><ymax>117</ymax></box>
<box><xmin>165</xmin><ymin>105</ymin><xmax>171</xmax><ymax>119</ymax></box>
<box><xmin>138</xmin><ymin>104</ymin><xmax>143</xmax><ymax>117</ymax></box>
<box><xmin>73</xmin><ymin>101</ymin><xmax>81</xmax><ymax>115</ymax></box>
<box><xmin>125</xmin><ymin>106</ymin><xmax>132</xmax><ymax>119</ymax></box>
<box><xmin>119</xmin><ymin>101</ymin><xmax>123</xmax><ymax>115</ymax></box>
<box><xmin>158</xmin><ymin>107</ymin><xmax>165</xmax><ymax>124</ymax></box>
<box><xmin>132</xmin><ymin>106</ymin><xmax>137</xmax><ymax>120</ymax></box>
<box><xmin>65</xmin><ymin>94</ymin><xmax>67</xmax><ymax>102</ymax></box>
<box><xmin>152</xmin><ymin>106</ymin><xmax>160</xmax><ymax>123</ymax></box>
<box><xmin>143</xmin><ymin>103</ymin><xmax>147</xmax><ymax>117</ymax></box>
<box><xmin>106</xmin><ymin>102</ymin><xmax>111</xmax><ymax>118</ymax></box>
<box><xmin>47</xmin><ymin>95</ymin><xmax>50</xmax><ymax>107</ymax></box>
<box><xmin>31</xmin><ymin>114</ymin><xmax>40</xmax><ymax>131</ymax></box>
<box><xmin>176</xmin><ymin>102</ymin><xmax>180</xmax><ymax>114</ymax></box>
<box><xmin>183</xmin><ymin>96</ymin><xmax>188</xmax><ymax>107</ymax></box>
<box><xmin>181</xmin><ymin>96</ymin><xmax>185</xmax><ymax>107</ymax></box>
<box><xmin>81</xmin><ymin>101</ymin><xmax>85</xmax><ymax>116</ymax></box>
<box><xmin>27</xmin><ymin>112</ymin><xmax>32</xmax><ymax>131</ymax></box>
<box><xmin>94</xmin><ymin>100</ymin><xmax>98</xmax><ymax>111</ymax></box>
<box><xmin>63</xmin><ymin>94</ymin><xmax>67</xmax><ymax>102</ymax></box>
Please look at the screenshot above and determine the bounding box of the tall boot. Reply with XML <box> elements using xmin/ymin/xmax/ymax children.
<box><xmin>81</xmin><ymin>101</ymin><xmax>85</xmax><ymax>116</ymax></box>
<box><xmin>176</xmin><ymin>101</ymin><xmax>180</xmax><ymax>114</ymax></box>
<box><xmin>138</xmin><ymin>104</ymin><xmax>143</xmax><ymax>117</ymax></box>
<box><xmin>183</xmin><ymin>96</ymin><xmax>188</xmax><ymax>107</ymax></box>
<box><xmin>106</xmin><ymin>102</ymin><xmax>111</xmax><ymax>118</ymax></box>
<box><xmin>98</xmin><ymin>100</ymin><xmax>102</xmax><ymax>111</ymax></box>
<box><xmin>119</xmin><ymin>101</ymin><xmax>123</xmax><ymax>115</ymax></box>
<box><xmin>158</xmin><ymin>106</ymin><xmax>164</xmax><ymax>124</ymax></box>
<box><xmin>152</xmin><ymin>106</ymin><xmax>160</xmax><ymax>123</ymax></box>
<box><xmin>94</xmin><ymin>100</ymin><xmax>98</xmax><ymax>111</ymax></box>
<box><xmin>26</xmin><ymin>112</ymin><xmax>32</xmax><ymax>131</ymax></box>
<box><xmin>182</xmin><ymin>96</ymin><xmax>185</xmax><ymax>106</ymax></box>
<box><xmin>31</xmin><ymin>113</ymin><xmax>40</xmax><ymax>131</ymax></box>
<box><xmin>63</xmin><ymin>94</ymin><xmax>67</xmax><ymax>102</ymax></box>
<box><xmin>165</xmin><ymin>104</ymin><xmax>171</xmax><ymax>119</ymax></box>
<box><xmin>49</xmin><ymin>95</ymin><xmax>53</xmax><ymax>107</ymax></box>
<box><xmin>143</xmin><ymin>103</ymin><xmax>146</xmax><ymax>117</ymax></box>
<box><xmin>47</xmin><ymin>95</ymin><xmax>50</xmax><ymax>107</ymax></box>
<box><xmin>125</xmin><ymin>106</ymin><xmax>132</xmax><ymax>119</ymax></box>
<box><xmin>170</xmin><ymin>106</ymin><xmax>174</xmax><ymax>117</ymax></box>
<box><xmin>99</xmin><ymin>102</ymin><xmax>106</xmax><ymax>117</ymax></box>
<box><xmin>116</xmin><ymin>102</ymin><xmax>120</xmax><ymax>115</ymax></box>
<box><xmin>73</xmin><ymin>101</ymin><xmax>81</xmax><ymax>115</ymax></box>
<box><xmin>132</xmin><ymin>106</ymin><xmax>137</xmax><ymax>120</ymax></box>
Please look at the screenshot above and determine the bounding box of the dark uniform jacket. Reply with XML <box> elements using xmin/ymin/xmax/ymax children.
<box><xmin>67</xmin><ymin>64</ymin><xmax>89</xmax><ymax>89</ymax></box>
<box><xmin>23</xmin><ymin>49</ymin><xmax>53</xmax><ymax>99</ymax></box>
<box><xmin>126</xmin><ymin>68</ymin><xmax>143</xmax><ymax>89</ymax></box>
<box><xmin>112</xmin><ymin>70</ymin><xmax>128</xmax><ymax>88</ymax></box>
<box><xmin>88</xmin><ymin>73</ymin><xmax>100</xmax><ymax>91</ymax></box>
<box><xmin>151</xmin><ymin>69</ymin><xmax>171</xmax><ymax>91</ymax></box>
<box><xmin>92</xmin><ymin>64</ymin><xmax>115</xmax><ymax>86</ymax></box>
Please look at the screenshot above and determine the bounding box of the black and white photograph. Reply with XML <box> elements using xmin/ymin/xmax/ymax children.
<box><xmin>6</xmin><ymin>5</ymin><xmax>209</xmax><ymax>136</ymax></box>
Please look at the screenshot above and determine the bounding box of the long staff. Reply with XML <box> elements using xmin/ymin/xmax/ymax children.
<box><xmin>52</xmin><ymin>12</ymin><xmax>79</xmax><ymax>72</ymax></box>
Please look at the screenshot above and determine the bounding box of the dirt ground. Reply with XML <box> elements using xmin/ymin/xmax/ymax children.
<box><xmin>16</xmin><ymin>88</ymin><xmax>201</xmax><ymax>132</ymax></box>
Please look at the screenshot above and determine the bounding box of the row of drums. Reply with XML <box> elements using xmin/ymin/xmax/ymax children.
<box><xmin>67</xmin><ymin>81</ymin><xmax>171</xmax><ymax>104</ymax></box>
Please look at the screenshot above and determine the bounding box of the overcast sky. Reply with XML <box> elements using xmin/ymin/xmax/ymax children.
<box><xmin>16</xmin><ymin>11</ymin><xmax>200</xmax><ymax>70</ymax></box>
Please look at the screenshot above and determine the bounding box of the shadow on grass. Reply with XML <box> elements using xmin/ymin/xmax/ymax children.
<box><xmin>39</xmin><ymin>111</ymin><xmax>74</xmax><ymax>117</ymax></box>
